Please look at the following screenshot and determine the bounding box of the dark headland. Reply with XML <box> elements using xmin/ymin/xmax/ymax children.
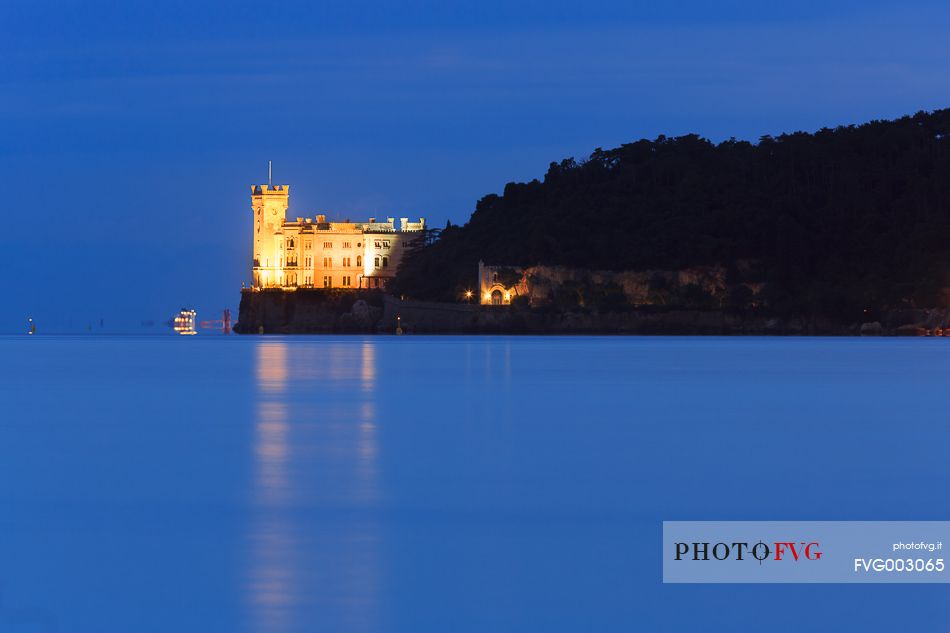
<box><xmin>236</xmin><ymin>108</ymin><xmax>950</xmax><ymax>335</ymax></box>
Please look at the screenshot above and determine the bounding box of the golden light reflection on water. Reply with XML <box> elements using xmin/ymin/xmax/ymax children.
<box><xmin>361</xmin><ymin>342</ymin><xmax>375</xmax><ymax>393</ymax></box>
<box><xmin>254</xmin><ymin>401</ymin><xmax>290</xmax><ymax>505</ymax></box>
<box><xmin>247</xmin><ymin>340</ymin><xmax>381</xmax><ymax>632</ymax></box>
<box><xmin>256</xmin><ymin>342</ymin><xmax>288</xmax><ymax>394</ymax></box>
<box><xmin>356</xmin><ymin>401</ymin><xmax>378</xmax><ymax>497</ymax></box>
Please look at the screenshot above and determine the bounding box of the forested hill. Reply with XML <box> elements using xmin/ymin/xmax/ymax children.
<box><xmin>391</xmin><ymin>108</ymin><xmax>950</xmax><ymax>318</ymax></box>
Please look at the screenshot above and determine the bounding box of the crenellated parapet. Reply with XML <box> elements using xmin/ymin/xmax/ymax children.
<box><xmin>251</xmin><ymin>184</ymin><xmax>290</xmax><ymax>194</ymax></box>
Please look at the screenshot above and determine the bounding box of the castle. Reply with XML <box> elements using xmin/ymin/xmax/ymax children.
<box><xmin>250</xmin><ymin>182</ymin><xmax>425</xmax><ymax>290</ymax></box>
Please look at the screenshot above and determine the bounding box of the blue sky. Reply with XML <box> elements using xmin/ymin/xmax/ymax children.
<box><xmin>3</xmin><ymin>0</ymin><xmax>950</xmax><ymax>332</ymax></box>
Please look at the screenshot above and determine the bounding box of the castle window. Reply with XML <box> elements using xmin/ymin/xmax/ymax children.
<box><xmin>323</xmin><ymin>257</ymin><xmax>332</xmax><ymax>267</ymax></box>
<box><xmin>382</xmin><ymin>256</ymin><xmax>389</xmax><ymax>268</ymax></box>
<box><xmin>305</xmin><ymin>256</ymin><xmax>312</xmax><ymax>267</ymax></box>
<box><xmin>382</xmin><ymin>240</ymin><xmax>390</xmax><ymax>248</ymax></box>
<box><xmin>357</xmin><ymin>242</ymin><xmax>361</xmax><ymax>248</ymax></box>
<box><xmin>323</xmin><ymin>242</ymin><xmax>333</xmax><ymax>249</ymax></box>
<box><xmin>343</xmin><ymin>242</ymin><xmax>351</xmax><ymax>249</ymax></box>
<box><xmin>305</xmin><ymin>240</ymin><xmax>311</xmax><ymax>250</ymax></box>
<box><xmin>374</xmin><ymin>256</ymin><xmax>380</xmax><ymax>268</ymax></box>
<box><xmin>356</xmin><ymin>255</ymin><xmax>362</xmax><ymax>267</ymax></box>
<box><xmin>374</xmin><ymin>241</ymin><xmax>381</xmax><ymax>249</ymax></box>
<box><xmin>288</xmin><ymin>239</ymin><xmax>295</xmax><ymax>248</ymax></box>
<box><xmin>343</xmin><ymin>257</ymin><xmax>351</xmax><ymax>267</ymax></box>
<box><xmin>342</xmin><ymin>276</ymin><xmax>351</xmax><ymax>287</ymax></box>
<box><xmin>323</xmin><ymin>276</ymin><xmax>331</xmax><ymax>288</ymax></box>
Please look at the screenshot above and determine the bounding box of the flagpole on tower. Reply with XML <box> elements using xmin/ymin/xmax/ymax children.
<box><xmin>268</xmin><ymin>160</ymin><xmax>272</xmax><ymax>186</ymax></box>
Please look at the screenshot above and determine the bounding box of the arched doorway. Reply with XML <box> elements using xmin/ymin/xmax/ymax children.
<box><xmin>491</xmin><ymin>289</ymin><xmax>503</xmax><ymax>305</ymax></box>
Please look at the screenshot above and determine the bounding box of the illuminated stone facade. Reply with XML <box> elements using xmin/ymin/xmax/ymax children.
<box><xmin>477</xmin><ymin>260</ymin><xmax>525</xmax><ymax>305</ymax></box>
<box><xmin>251</xmin><ymin>183</ymin><xmax>425</xmax><ymax>290</ymax></box>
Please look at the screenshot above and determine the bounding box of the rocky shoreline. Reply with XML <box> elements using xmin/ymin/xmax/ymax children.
<box><xmin>234</xmin><ymin>289</ymin><xmax>950</xmax><ymax>336</ymax></box>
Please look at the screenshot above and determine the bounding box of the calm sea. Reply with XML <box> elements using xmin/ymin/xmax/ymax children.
<box><xmin>1</xmin><ymin>335</ymin><xmax>947</xmax><ymax>631</ymax></box>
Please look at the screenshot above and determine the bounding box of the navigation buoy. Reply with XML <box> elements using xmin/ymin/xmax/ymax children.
<box><xmin>27</xmin><ymin>317</ymin><xmax>35</xmax><ymax>335</ymax></box>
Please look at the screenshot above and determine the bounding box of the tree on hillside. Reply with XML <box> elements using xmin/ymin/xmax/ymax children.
<box><xmin>391</xmin><ymin>109</ymin><xmax>950</xmax><ymax>319</ymax></box>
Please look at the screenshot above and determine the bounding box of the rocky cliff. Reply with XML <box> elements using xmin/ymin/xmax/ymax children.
<box><xmin>235</xmin><ymin>289</ymin><xmax>950</xmax><ymax>335</ymax></box>
<box><xmin>234</xmin><ymin>289</ymin><xmax>385</xmax><ymax>334</ymax></box>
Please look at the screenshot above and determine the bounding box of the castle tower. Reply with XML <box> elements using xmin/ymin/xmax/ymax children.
<box><xmin>251</xmin><ymin>184</ymin><xmax>289</xmax><ymax>287</ymax></box>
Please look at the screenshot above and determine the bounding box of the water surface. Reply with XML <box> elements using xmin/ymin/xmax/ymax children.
<box><xmin>1</xmin><ymin>336</ymin><xmax>947</xmax><ymax>631</ymax></box>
